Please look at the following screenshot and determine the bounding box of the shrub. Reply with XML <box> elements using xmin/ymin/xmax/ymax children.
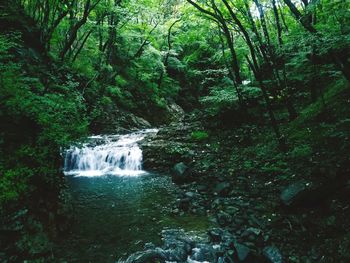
<box><xmin>191</xmin><ymin>130</ymin><xmax>209</xmax><ymax>141</ymax></box>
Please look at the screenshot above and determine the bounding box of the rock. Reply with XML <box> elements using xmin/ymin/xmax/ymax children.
<box><xmin>241</xmin><ymin>227</ymin><xmax>262</xmax><ymax>238</ymax></box>
<box><xmin>165</xmin><ymin>100</ymin><xmax>185</xmax><ymax>122</ymax></box>
<box><xmin>129</xmin><ymin>114</ymin><xmax>151</xmax><ymax>129</ymax></box>
<box><xmin>218</xmin><ymin>252</ymin><xmax>236</xmax><ymax>263</ymax></box>
<box><xmin>164</xmin><ymin>247</ymin><xmax>188</xmax><ymax>262</ymax></box>
<box><xmin>263</xmin><ymin>246</ymin><xmax>283</xmax><ymax>263</ymax></box>
<box><xmin>171</xmin><ymin>162</ymin><xmax>192</xmax><ymax>184</ymax></box>
<box><xmin>161</xmin><ymin>229</ymin><xmax>193</xmax><ymax>261</ymax></box>
<box><xmin>171</xmin><ymin>208</ymin><xmax>180</xmax><ymax>215</ymax></box>
<box><xmin>190</xmin><ymin>245</ymin><xmax>216</xmax><ymax>262</ymax></box>
<box><xmin>124</xmin><ymin>249</ymin><xmax>166</xmax><ymax>263</ymax></box>
<box><xmin>280</xmin><ymin>181</ymin><xmax>310</xmax><ymax>206</ymax></box>
<box><xmin>208</xmin><ymin>228</ymin><xmax>224</xmax><ymax>242</ymax></box>
<box><xmin>195</xmin><ymin>207</ymin><xmax>206</xmax><ymax>216</ymax></box>
<box><xmin>217</xmin><ymin>211</ymin><xmax>233</xmax><ymax>226</ymax></box>
<box><xmin>197</xmin><ymin>184</ymin><xmax>208</xmax><ymax>193</ymax></box>
<box><xmin>185</xmin><ymin>191</ymin><xmax>196</xmax><ymax>198</ymax></box>
<box><xmin>178</xmin><ymin>198</ymin><xmax>190</xmax><ymax>211</ymax></box>
<box><xmin>226</xmin><ymin>206</ymin><xmax>240</xmax><ymax>215</ymax></box>
<box><xmin>213</xmin><ymin>182</ymin><xmax>232</xmax><ymax>196</ymax></box>
<box><xmin>144</xmin><ymin>243</ymin><xmax>156</xmax><ymax>250</ymax></box>
<box><xmin>234</xmin><ymin>243</ymin><xmax>250</xmax><ymax>261</ymax></box>
<box><xmin>233</xmin><ymin>217</ymin><xmax>244</xmax><ymax>226</ymax></box>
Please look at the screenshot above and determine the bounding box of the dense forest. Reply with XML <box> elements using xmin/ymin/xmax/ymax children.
<box><xmin>1</xmin><ymin>0</ymin><xmax>350</xmax><ymax>262</ymax></box>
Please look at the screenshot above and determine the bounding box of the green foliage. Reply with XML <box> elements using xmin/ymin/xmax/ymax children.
<box><xmin>191</xmin><ymin>130</ymin><xmax>209</xmax><ymax>141</ymax></box>
<box><xmin>201</xmin><ymin>86</ymin><xmax>239</xmax><ymax>113</ymax></box>
<box><xmin>0</xmin><ymin>168</ymin><xmax>32</xmax><ymax>206</ymax></box>
<box><xmin>290</xmin><ymin>144</ymin><xmax>313</xmax><ymax>160</ymax></box>
<box><xmin>0</xmin><ymin>32</ymin><xmax>88</xmax><ymax>212</ymax></box>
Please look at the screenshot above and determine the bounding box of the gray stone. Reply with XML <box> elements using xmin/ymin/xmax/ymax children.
<box><xmin>185</xmin><ymin>191</ymin><xmax>196</xmax><ymax>198</ymax></box>
<box><xmin>234</xmin><ymin>243</ymin><xmax>250</xmax><ymax>261</ymax></box>
<box><xmin>178</xmin><ymin>198</ymin><xmax>190</xmax><ymax>211</ymax></box>
<box><xmin>190</xmin><ymin>245</ymin><xmax>216</xmax><ymax>262</ymax></box>
<box><xmin>263</xmin><ymin>246</ymin><xmax>283</xmax><ymax>263</ymax></box>
<box><xmin>226</xmin><ymin>206</ymin><xmax>240</xmax><ymax>215</ymax></box>
<box><xmin>124</xmin><ymin>249</ymin><xmax>166</xmax><ymax>263</ymax></box>
<box><xmin>214</xmin><ymin>182</ymin><xmax>232</xmax><ymax>196</ymax></box>
<box><xmin>197</xmin><ymin>184</ymin><xmax>208</xmax><ymax>192</ymax></box>
<box><xmin>171</xmin><ymin>162</ymin><xmax>191</xmax><ymax>184</ymax></box>
<box><xmin>280</xmin><ymin>181</ymin><xmax>310</xmax><ymax>206</ymax></box>
<box><xmin>208</xmin><ymin>228</ymin><xmax>223</xmax><ymax>242</ymax></box>
<box><xmin>217</xmin><ymin>211</ymin><xmax>233</xmax><ymax>226</ymax></box>
<box><xmin>242</xmin><ymin>227</ymin><xmax>262</xmax><ymax>238</ymax></box>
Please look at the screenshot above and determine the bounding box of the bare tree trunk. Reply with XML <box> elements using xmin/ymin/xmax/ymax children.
<box><xmin>133</xmin><ymin>22</ymin><xmax>159</xmax><ymax>59</ymax></box>
<box><xmin>221</xmin><ymin>0</ymin><xmax>286</xmax><ymax>149</ymax></box>
<box><xmin>59</xmin><ymin>0</ymin><xmax>101</xmax><ymax>61</ymax></box>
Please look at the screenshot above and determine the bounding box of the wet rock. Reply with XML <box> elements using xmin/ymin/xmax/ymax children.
<box><xmin>190</xmin><ymin>245</ymin><xmax>216</xmax><ymax>262</ymax></box>
<box><xmin>219</xmin><ymin>250</ymin><xmax>239</xmax><ymax>263</ymax></box>
<box><xmin>241</xmin><ymin>227</ymin><xmax>262</xmax><ymax>239</ymax></box>
<box><xmin>164</xmin><ymin>100</ymin><xmax>185</xmax><ymax>122</ymax></box>
<box><xmin>226</xmin><ymin>206</ymin><xmax>240</xmax><ymax>215</ymax></box>
<box><xmin>129</xmin><ymin>114</ymin><xmax>151</xmax><ymax>129</ymax></box>
<box><xmin>195</xmin><ymin>207</ymin><xmax>207</xmax><ymax>216</ymax></box>
<box><xmin>171</xmin><ymin>162</ymin><xmax>192</xmax><ymax>184</ymax></box>
<box><xmin>234</xmin><ymin>243</ymin><xmax>250</xmax><ymax>261</ymax></box>
<box><xmin>185</xmin><ymin>191</ymin><xmax>196</xmax><ymax>199</ymax></box>
<box><xmin>208</xmin><ymin>228</ymin><xmax>224</xmax><ymax>242</ymax></box>
<box><xmin>233</xmin><ymin>217</ymin><xmax>244</xmax><ymax>226</ymax></box>
<box><xmin>217</xmin><ymin>211</ymin><xmax>233</xmax><ymax>226</ymax></box>
<box><xmin>124</xmin><ymin>249</ymin><xmax>166</xmax><ymax>263</ymax></box>
<box><xmin>160</xmin><ymin>229</ymin><xmax>194</xmax><ymax>261</ymax></box>
<box><xmin>280</xmin><ymin>181</ymin><xmax>310</xmax><ymax>206</ymax></box>
<box><xmin>214</xmin><ymin>182</ymin><xmax>232</xmax><ymax>196</ymax></box>
<box><xmin>164</xmin><ymin>247</ymin><xmax>188</xmax><ymax>262</ymax></box>
<box><xmin>144</xmin><ymin>242</ymin><xmax>156</xmax><ymax>250</ymax></box>
<box><xmin>171</xmin><ymin>208</ymin><xmax>180</xmax><ymax>215</ymax></box>
<box><xmin>197</xmin><ymin>184</ymin><xmax>208</xmax><ymax>193</ymax></box>
<box><xmin>263</xmin><ymin>246</ymin><xmax>283</xmax><ymax>263</ymax></box>
<box><xmin>178</xmin><ymin>198</ymin><xmax>190</xmax><ymax>211</ymax></box>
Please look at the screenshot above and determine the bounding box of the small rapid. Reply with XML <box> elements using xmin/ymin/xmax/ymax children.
<box><xmin>64</xmin><ymin>129</ymin><xmax>158</xmax><ymax>177</ymax></box>
<box><xmin>56</xmin><ymin>129</ymin><xmax>210</xmax><ymax>262</ymax></box>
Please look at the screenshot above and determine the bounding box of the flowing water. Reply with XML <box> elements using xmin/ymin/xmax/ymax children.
<box><xmin>55</xmin><ymin>129</ymin><xmax>209</xmax><ymax>262</ymax></box>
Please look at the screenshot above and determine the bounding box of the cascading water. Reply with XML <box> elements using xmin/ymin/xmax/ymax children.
<box><xmin>56</xmin><ymin>128</ymin><xmax>210</xmax><ymax>262</ymax></box>
<box><xmin>64</xmin><ymin>129</ymin><xmax>158</xmax><ymax>177</ymax></box>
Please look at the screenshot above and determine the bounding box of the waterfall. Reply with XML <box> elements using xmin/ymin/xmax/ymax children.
<box><xmin>64</xmin><ymin>129</ymin><xmax>158</xmax><ymax>177</ymax></box>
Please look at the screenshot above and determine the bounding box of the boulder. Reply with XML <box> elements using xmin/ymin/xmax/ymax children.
<box><xmin>124</xmin><ymin>249</ymin><xmax>166</xmax><ymax>263</ymax></box>
<box><xmin>129</xmin><ymin>114</ymin><xmax>152</xmax><ymax>129</ymax></box>
<box><xmin>208</xmin><ymin>228</ymin><xmax>224</xmax><ymax>242</ymax></box>
<box><xmin>178</xmin><ymin>198</ymin><xmax>190</xmax><ymax>211</ymax></box>
<box><xmin>217</xmin><ymin>211</ymin><xmax>233</xmax><ymax>226</ymax></box>
<box><xmin>280</xmin><ymin>180</ymin><xmax>311</xmax><ymax>206</ymax></box>
<box><xmin>171</xmin><ymin>162</ymin><xmax>192</xmax><ymax>184</ymax></box>
<box><xmin>190</xmin><ymin>245</ymin><xmax>216</xmax><ymax>262</ymax></box>
<box><xmin>165</xmin><ymin>100</ymin><xmax>185</xmax><ymax>123</ymax></box>
<box><xmin>263</xmin><ymin>246</ymin><xmax>283</xmax><ymax>263</ymax></box>
<box><xmin>213</xmin><ymin>182</ymin><xmax>232</xmax><ymax>196</ymax></box>
<box><xmin>234</xmin><ymin>243</ymin><xmax>250</xmax><ymax>262</ymax></box>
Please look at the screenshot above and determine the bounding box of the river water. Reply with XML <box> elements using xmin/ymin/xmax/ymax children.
<box><xmin>54</xmin><ymin>130</ymin><xmax>209</xmax><ymax>262</ymax></box>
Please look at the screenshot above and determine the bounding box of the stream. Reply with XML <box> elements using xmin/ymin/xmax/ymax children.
<box><xmin>54</xmin><ymin>129</ymin><xmax>209</xmax><ymax>262</ymax></box>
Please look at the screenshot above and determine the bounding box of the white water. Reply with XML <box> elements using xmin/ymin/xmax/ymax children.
<box><xmin>64</xmin><ymin>129</ymin><xmax>158</xmax><ymax>177</ymax></box>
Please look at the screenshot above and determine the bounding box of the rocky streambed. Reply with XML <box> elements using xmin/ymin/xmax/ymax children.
<box><xmin>132</xmin><ymin>120</ymin><xmax>350</xmax><ymax>263</ymax></box>
<box><xmin>56</xmin><ymin>121</ymin><xmax>350</xmax><ymax>263</ymax></box>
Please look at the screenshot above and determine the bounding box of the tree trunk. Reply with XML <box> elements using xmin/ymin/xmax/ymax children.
<box><xmin>157</xmin><ymin>18</ymin><xmax>181</xmax><ymax>90</ymax></box>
